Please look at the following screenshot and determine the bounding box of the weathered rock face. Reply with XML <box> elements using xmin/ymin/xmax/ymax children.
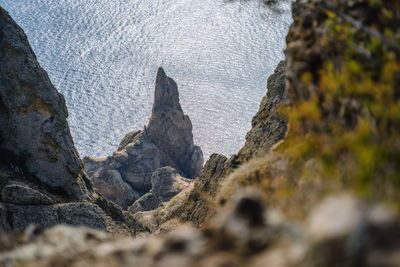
<box><xmin>161</xmin><ymin>153</ymin><xmax>229</xmax><ymax>228</ymax></box>
<box><xmin>237</xmin><ymin>61</ymin><xmax>287</xmax><ymax>162</ymax></box>
<box><xmin>85</xmin><ymin>68</ymin><xmax>203</xmax><ymax>209</ymax></box>
<box><xmin>0</xmin><ymin>7</ymin><xmax>134</xmax><ymax>234</ymax></box>
<box><xmin>1</xmin><ymin>185</ymin><xmax>53</xmax><ymax>205</ymax></box>
<box><xmin>0</xmin><ymin>184</ymin><xmax>108</xmax><ymax>232</ymax></box>
<box><xmin>0</xmin><ymin>7</ymin><xmax>90</xmax><ymax>201</ymax></box>
<box><xmin>57</xmin><ymin>202</ymin><xmax>106</xmax><ymax>230</ymax></box>
<box><xmin>147</xmin><ymin>68</ymin><xmax>203</xmax><ymax>178</ymax></box>
<box><xmin>158</xmin><ymin>62</ymin><xmax>287</xmax><ymax>228</ymax></box>
<box><xmin>85</xmin><ymin>160</ymin><xmax>140</xmax><ymax>209</ymax></box>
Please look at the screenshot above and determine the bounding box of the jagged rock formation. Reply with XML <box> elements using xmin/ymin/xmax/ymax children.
<box><xmin>147</xmin><ymin>68</ymin><xmax>203</xmax><ymax>178</ymax></box>
<box><xmin>150</xmin><ymin>61</ymin><xmax>288</xmax><ymax>228</ymax></box>
<box><xmin>84</xmin><ymin>68</ymin><xmax>203</xmax><ymax>209</ymax></box>
<box><xmin>2</xmin><ymin>1</ymin><xmax>400</xmax><ymax>266</ymax></box>
<box><xmin>0</xmin><ymin>6</ymin><xmax>134</xmax><ymax>233</ymax></box>
<box><xmin>0</xmin><ymin>7</ymin><xmax>91</xmax><ymax>201</ymax></box>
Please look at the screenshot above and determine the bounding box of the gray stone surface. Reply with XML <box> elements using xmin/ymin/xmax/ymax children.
<box><xmin>128</xmin><ymin>192</ymin><xmax>159</xmax><ymax>213</ymax></box>
<box><xmin>57</xmin><ymin>202</ymin><xmax>106</xmax><ymax>230</ymax></box>
<box><xmin>0</xmin><ymin>7</ymin><xmax>90</xmax><ymax>201</ymax></box>
<box><xmin>147</xmin><ymin>68</ymin><xmax>203</xmax><ymax>178</ymax></box>
<box><xmin>151</xmin><ymin>167</ymin><xmax>189</xmax><ymax>202</ymax></box>
<box><xmin>1</xmin><ymin>184</ymin><xmax>53</xmax><ymax>205</ymax></box>
<box><xmin>85</xmin><ymin>68</ymin><xmax>203</xmax><ymax>209</ymax></box>
<box><xmin>237</xmin><ymin>61</ymin><xmax>287</xmax><ymax>161</ymax></box>
<box><xmin>90</xmin><ymin>168</ymin><xmax>139</xmax><ymax>209</ymax></box>
<box><xmin>128</xmin><ymin>167</ymin><xmax>191</xmax><ymax>214</ymax></box>
<box><xmin>7</xmin><ymin>204</ymin><xmax>58</xmax><ymax>230</ymax></box>
<box><xmin>0</xmin><ymin>203</ymin><xmax>11</xmax><ymax>231</ymax></box>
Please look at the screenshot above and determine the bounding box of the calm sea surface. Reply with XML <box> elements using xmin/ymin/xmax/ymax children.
<box><xmin>2</xmin><ymin>0</ymin><xmax>292</xmax><ymax>159</ymax></box>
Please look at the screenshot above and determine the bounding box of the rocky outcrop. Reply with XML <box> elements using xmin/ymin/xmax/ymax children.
<box><xmin>84</xmin><ymin>68</ymin><xmax>203</xmax><ymax>209</ymax></box>
<box><xmin>0</xmin><ymin>184</ymin><xmax>107</xmax><ymax>231</ymax></box>
<box><xmin>161</xmin><ymin>153</ymin><xmax>229</xmax><ymax>228</ymax></box>
<box><xmin>147</xmin><ymin>68</ymin><xmax>203</xmax><ymax>178</ymax></box>
<box><xmin>6</xmin><ymin>204</ymin><xmax>59</xmax><ymax>230</ymax></box>
<box><xmin>0</xmin><ymin>7</ymin><xmax>138</xmax><ymax>234</ymax></box>
<box><xmin>0</xmin><ymin>7</ymin><xmax>91</xmax><ymax>201</ymax></box>
<box><xmin>157</xmin><ymin>62</ymin><xmax>287</xmax><ymax>228</ymax></box>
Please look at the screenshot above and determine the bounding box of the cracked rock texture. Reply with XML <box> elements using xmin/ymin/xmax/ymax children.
<box><xmin>157</xmin><ymin>61</ymin><xmax>287</xmax><ymax>228</ymax></box>
<box><xmin>0</xmin><ymin>6</ymin><xmax>91</xmax><ymax>201</ymax></box>
<box><xmin>0</xmin><ymin>7</ymin><xmax>134</xmax><ymax>234</ymax></box>
<box><xmin>84</xmin><ymin>68</ymin><xmax>203</xmax><ymax>209</ymax></box>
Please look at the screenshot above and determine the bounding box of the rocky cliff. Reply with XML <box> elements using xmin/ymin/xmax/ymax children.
<box><xmin>0</xmin><ymin>6</ymin><xmax>90</xmax><ymax>201</ymax></box>
<box><xmin>0</xmin><ymin>6</ymin><xmax>134</xmax><ymax>234</ymax></box>
<box><xmin>84</xmin><ymin>68</ymin><xmax>203</xmax><ymax>209</ymax></box>
<box><xmin>1</xmin><ymin>0</ymin><xmax>400</xmax><ymax>266</ymax></box>
<box><xmin>145</xmin><ymin>60</ymin><xmax>288</xmax><ymax>229</ymax></box>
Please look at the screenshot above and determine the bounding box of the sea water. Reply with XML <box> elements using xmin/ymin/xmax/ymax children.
<box><xmin>2</xmin><ymin>0</ymin><xmax>292</xmax><ymax>160</ymax></box>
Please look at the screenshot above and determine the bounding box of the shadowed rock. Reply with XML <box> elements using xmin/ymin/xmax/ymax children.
<box><xmin>0</xmin><ymin>7</ymin><xmax>130</xmax><ymax>233</ymax></box>
<box><xmin>57</xmin><ymin>203</ymin><xmax>106</xmax><ymax>230</ymax></box>
<box><xmin>1</xmin><ymin>185</ymin><xmax>53</xmax><ymax>205</ymax></box>
<box><xmin>0</xmin><ymin>6</ymin><xmax>91</xmax><ymax>201</ymax></box>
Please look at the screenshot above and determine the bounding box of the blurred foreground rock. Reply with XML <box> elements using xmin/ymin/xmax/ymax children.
<box><xmin>1</xmin><ymin>192</ymin><xmax>399</xmax><ymax>267</ymax></box>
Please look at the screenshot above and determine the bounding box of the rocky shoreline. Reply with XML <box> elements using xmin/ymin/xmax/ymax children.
<box><xmin>1</xmin><ymin>0</ymin><xmax>400</xmax><ymax>266</ymax></box>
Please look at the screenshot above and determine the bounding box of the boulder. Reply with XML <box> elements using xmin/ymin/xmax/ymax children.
<box><xmin>0</xmin><ymin>6</ymin><xmax>90</xmax><ymax>201</ymax></box>
<box><xmin>90</xmin><ymin>168</ymin><xmax>139</xmax><ymax>209</ymax></box>
<box><xmin>57</xmin><ymin>202</ymin><xmax>106</xmax><ymax>230</ymax></box>
<box><xmin>6</xmin><ymin>204</ymin><xmax>58</xmax><ymax>230</ymax></box>
<box><xmin>1</xmin><ymin>184</ymin><xmax>53</xmax><ymax>205</ymax></box>
<box><xmin>117</xmin><ymin>130</ymin><xmax>141</xmax><ymax>151</ymax></box>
